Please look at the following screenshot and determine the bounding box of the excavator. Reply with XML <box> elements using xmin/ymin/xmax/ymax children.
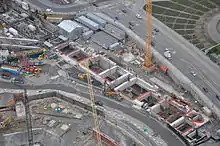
<box><xmin>103</xmin><ymin>88</ymin><xmax>122</xmax><ymax>101</ymax></box>
<box><xmin>38</xmin><ymin>49</ymin><xmax>47</xmax><ymax>60</ymax></box>
<box><xmin>78</xmin><ymin>73</ymin><xmax>88</xmax><ymax>80</ymax></box>
<box><xmin>0</xmin><ymin>116</ymin><xmax>12</xmax><ymax>129</ymax></box>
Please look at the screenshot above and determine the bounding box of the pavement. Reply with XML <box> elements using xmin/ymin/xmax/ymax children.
<box><xmin>206</xmin><ymin>12</ymin><xmax>220</xmax><ymax>43</ymax></box>
<box><xmin>26</xmin><ymin>0</ymin><xmax>89</xmax><ymax>12</ymax></box>
<box><xmin>96</xmin><ymin>1</ymin><xmax>220</xmax><ymax>114</ymax></box>
<box><xmin>26</xmin><ymin>0</ymin><xmax>112</xmax><ymax>12</ymax></box>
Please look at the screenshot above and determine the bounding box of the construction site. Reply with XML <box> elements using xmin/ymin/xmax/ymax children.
<box><xmin>0</xmin><ymin>0</ymin><xmax>219</xmax><ymax>146</ymax></box>
<box><xmin>0</xmin><ymin>90</ymin><xmax>147</xmax><ymax>146</ymax></box>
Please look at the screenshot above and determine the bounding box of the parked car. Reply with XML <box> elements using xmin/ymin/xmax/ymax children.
<box><xmin>122</xmin><ymin>9</ymin><xmax>127</xmax><ymax>13</ymax></box>
<box><xmin>153</xmin><ymin>28</ymin><xmax>159</xmax><ymax>32</ymax></box>
<box><xmin>129</xmin><ymin>25</ymin><xmax>134</xmax><ymax>30</ymax></box>
<box><xmin>129</xmin><ymin>21</ymin><xmax>135</xmax><ymax>26</ymax></box>
<box><xmin>190</xmin><ymin>71</ymin><xmax>197</xmax><ymax>77</ymax></box>
<box><xmin>115</xmin><ymin>16</ymin><xmax>119</xmax><ymax>20</ymax></box>
<box><xmin>136</xmin><ymin>14</ymin><xmax>142</xmax><ymax>19</ymax></box>
<box><xmin>95</xmin><ymin>101</ymin><xmax>103</xmax><ymax>106</ymax></box>
<box><xmin>203</xmin><ymin>87</ymin><xmax>208</xmax><ymax>93</ymax></box>
<box><xmin>164</xmin><ymin>49</ymin><xmax>172</xmax><ymax>60</ymax></box>
<box><xmin>46</xmin><ymin>9</ymin><xmax>53</xmax><ymax>12</ymax></box>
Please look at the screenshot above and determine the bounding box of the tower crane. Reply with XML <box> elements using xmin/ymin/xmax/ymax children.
<box><xmin>144</xmin><ymin>0</ymin><xmax>153</xmax><ymax>67</ymax></box>
<box><xmin>85</xmin><ymin>61</ymin><xmax>102</xmax><ymax>146</ymax></box>
<box><xmin>23</xmin><ymin>88</ymin><xmax>34</xmax><ymax>146</ymax></box>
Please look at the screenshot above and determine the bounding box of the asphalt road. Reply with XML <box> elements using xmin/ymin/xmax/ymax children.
<box><xmin>27</xmin><ymin>0</ymin><xmax>111</xmax><ymax>12</ymax></box>
<box><xmin>27</xmin><ymin>0</ymin><xmax>89</xmax><ymax>12</ymax></box>
<box><xmin>100</xmin><ymin>3</ymin><xmax>220</xmax><ymax>110</ymax></box>
<box><xmin>1</xmin><ymin>81</ymin><xmax>184</xmax><ymax>146</ymax></box>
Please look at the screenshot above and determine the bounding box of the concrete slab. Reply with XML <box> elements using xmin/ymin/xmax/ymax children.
<box><xmin>15</xmin><ymin>101</ymin><xmax>25</xmax><ymax>119</ymax></box>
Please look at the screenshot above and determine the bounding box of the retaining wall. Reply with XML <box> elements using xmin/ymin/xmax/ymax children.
<box><xmin>28</xmin><ymin>91</ymin><xmax>105</xmax><ymax>117</ymax></box>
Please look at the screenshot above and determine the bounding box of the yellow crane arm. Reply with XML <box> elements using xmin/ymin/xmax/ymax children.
<box><xmin>144</xmin><ymin>0</ymin><xmax>152</xmax><ymax>67</ymax></box>
<box><xmin>87</xmin><ymin>73</ymin><xmax>102</xmax><ymax>146</ymax></box>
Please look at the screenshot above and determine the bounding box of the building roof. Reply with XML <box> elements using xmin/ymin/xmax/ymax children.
<box><xmin>77</xmin><ymin>16</ymin><xmax>99</xmax><ymax>28</ymax></box>
<box><xmin>91</xmin><ymin>31</ymin><xmax>118</xmax><ymax>49</ymax></box>
<box><xmin>104</xmin><ymin>24</ymin><xmax>125</xmax><ymax>40</ymax></box>
<box><xmin>86</xmin><ymin>13</ymin><xmax>106</xmax><ymax>25</ymax></box>
<box><xmin>58</xmin><ymin>20</ymin><xmax>82</xmax><ymax>33</ymax></box>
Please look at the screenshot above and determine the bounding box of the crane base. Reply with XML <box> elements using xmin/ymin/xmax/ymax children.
<box><xmin>142</xmin><ymin>64</ymin><xmax>156</xmax><ymax>73</ymax></box>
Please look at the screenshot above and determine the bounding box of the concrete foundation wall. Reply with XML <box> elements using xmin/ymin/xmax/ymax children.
<box><xmin>68</xmin><ymin>49</ymin><xmax>80</xmax><ymax>57</ymax></box>
<box><xmin>98</xmin><ymin>56</ymin><xmax>116</xmax><ymax>70</ymax></box>
<box><xmin>150</xmin><ymin>104</ymin><xmax>161</xmax><ymax>114</ymax></box>
<box><xmin>110</xmin><ymin>73</ymin><xmax>131</xmax><ymax>88</ymax></box>
<box><xmin>114</xmin><ymin>77</ymin><xmax>137</xmax><ymax>91</ymax></box>
<box><xmin>133</xmin><ymin>99</ymin><xmax>144</xmax><ymax>107</ymax></box>
<box><xmin>136</xmin><ymin>78</ymin><xmax>157</xmax><ymax>92</ymax></box>
<box><xmin>114</xmin><ymin>77</ymin><xmax>157</xmax><ymax>92</ymax></box>
<box><xmin>170</xmin><ymin>117</ymin><xmax>185</xmax><ymax>128</ymax></box>
<box><xmin>99</xmin><ymin>66</ymin><xmax>132</xmax><ymax>88</ymax></box>
<box><xmin>99</xmin><ymin>66</ymin><xmax>118</xmax><ymax>77</ymax></box>
<box><xmin>68</xmin><ymin>49</ymin><xmax>89</xmax><ymax>61</ymax></box>
<box><xmin>28</xmin><ymin>91</ymin><xmax>105</xmax><ymax>117</ymax></box>
<box><xmin>138</xmin><ymin>91</ymin><xmax>152</xmax><ymax>101</ymax></box>
<box><xmin>79</xmin><ymin>63</ymin><xmax>106</xmax><ymax>84</ymax></box>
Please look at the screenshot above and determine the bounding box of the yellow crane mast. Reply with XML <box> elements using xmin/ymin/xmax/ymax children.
<box><xmin>87</xmin><ymin>72</ymin><xmax>102</xmax><ymax>146</ymax></box>
<box><xmin>144</xmin><ymin>0</ymin><xmax>153</xmax><ymax>67</ymax></box>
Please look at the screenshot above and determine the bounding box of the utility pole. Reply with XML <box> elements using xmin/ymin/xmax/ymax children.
<box><xmin>23</xmin><ymin>89</ymin><xmax>33</xmax><ymax>146</ymax></box>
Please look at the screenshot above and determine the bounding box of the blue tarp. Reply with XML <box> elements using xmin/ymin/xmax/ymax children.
<box><xmin>0</xmin><ymin>67</ymin><xmax>20</xmax><ymax>75</ymax></box>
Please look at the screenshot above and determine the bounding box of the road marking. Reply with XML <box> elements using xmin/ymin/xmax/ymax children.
<box><xmin>180</xmin><ymin>59</ymin><xmax>220</xmax><ymax>96</ymax></box>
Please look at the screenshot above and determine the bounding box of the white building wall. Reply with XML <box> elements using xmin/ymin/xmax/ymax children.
<box><xmin>150</xmin><ymin>104</ymin><xmax>161</xmax><ymax>114</ymax></box>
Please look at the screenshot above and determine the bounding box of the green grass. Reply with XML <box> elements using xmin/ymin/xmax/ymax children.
<box><xmin>207</xmin><ymin>44</ymin><xmax>220</xmax><ymax>55</ymax></box>
<box><xmin>173</xmin><ymin>24</ymin><xmax>185</xmax><ymax>29</ymax></box>
<box><xmin>192</xmin><ymin>4</ymin><xmax>209</xmax><ymax>12</ymax></box>
<box><xmin>210</xmin><ymin>0</ymin><xmax>220</xmax><ymax>6</ymax></box>
<box><xmin>186</xmin><ymin>25</ymin><xmax>196</xmax><ymax>29</ymax></box>
<box><xmin>176</xmin><ymin>19</ymin><xmax>188</xmax><ymax>23</ymax></box>
<box><xmin>187</xmin><ymin>20</ymin><xmax>197</xmax><ymax>24</ymax></box>
<box><xmin>152</xmin><ymin>6</ymin><xmax>166</xmax><ymax>14</ymax></box>
<box><xmin>184</xmin><ymin>8</ymin><xmax>204</xmax><ymax>15</ymax></box>
<box><xmin>163</xmin><ymin>10</ymin><xmax>180</xmax><ymax>16</ymax></box>
<box><xmin>153</xmin><ymin>1</ymin><xmax>186</xmax><ymax>11</ymax></box>
<box><xmin>175</xmin><ymin>30</ymin><xmax>186</xmax><ymax>35</ymax></box>
<box><xmin>179</xmin><ymin>13</ymin><xmax>191</xmax><ymax>18</ymax></box>
<box><xmin>199</xmin><ymin>1</ymin><xmax>217</xmax><ymax>9</ymax></box>
<box><xmin>149</xmin><ymin>0</ymin><xmax>220</xmax><ymax>49</ymax></box>
<box><xmin>153</xmin><ymin>1</ymin><xmax>170</xmax><ymax>7</ymax></box>
<box><xmin>185</xmin><ymin>30</ymin><xmax>194</xmax><ymax>34</ymax></box>
<box><xmin>172</xmin><ymin>0</ymin><xmax>196</xmax><ymax>7</ymax></box>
